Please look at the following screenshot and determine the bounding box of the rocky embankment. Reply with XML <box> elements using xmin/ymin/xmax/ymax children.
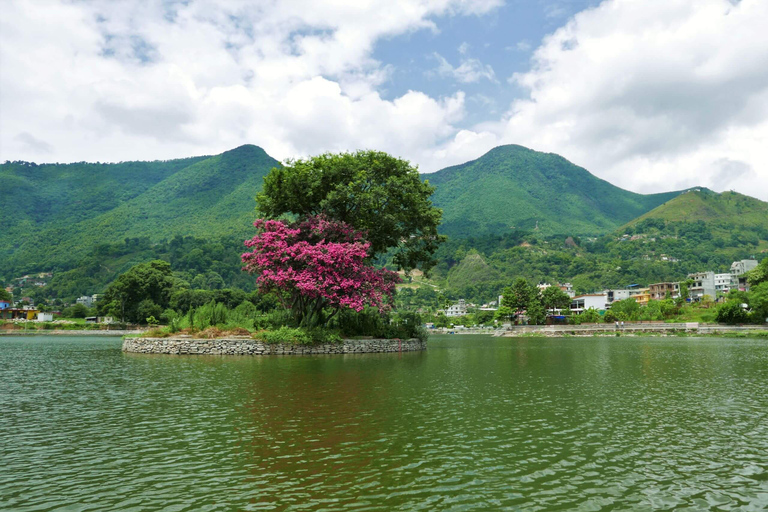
<box><xmin>123</xmin><ymin>336</ymin><xmax>426</xmax><ymax>355</ymax></box>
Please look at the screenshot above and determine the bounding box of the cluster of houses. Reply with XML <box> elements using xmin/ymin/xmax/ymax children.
<box><xmin>443</xmin><ymin>259</ymin><xmax>759</xmax><ymax>317</ymax></box>
<box><xmin>0</xmin><ymin>293</ymin><xmax>104</xmax><ymax>322</ymax></box>
<box><xmin>567</xmin><ymin>259</ymin><xmax>757</xmax><ymax>313</ymax></box>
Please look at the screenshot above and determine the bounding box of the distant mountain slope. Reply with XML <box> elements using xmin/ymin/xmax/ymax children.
<box><xmin>0</xmin><ymin>155</ymin><xmax>208</xmax><ymax>232</ymax></box>
<box><xmin>0</xmin><ymin>145</ymin><xmax>279</xmax><ymax>275</ymax></box>
<box><xmin>425</xmin><ymin>145</ymin><xmax>685</xmax><ymax>237</ymax></box>
<box><xmin>625</xmin><ymin>189</ymin><xmax>768</xmax><ymax>232</ymax></box>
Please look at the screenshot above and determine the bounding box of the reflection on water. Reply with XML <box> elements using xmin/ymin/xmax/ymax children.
<box><xmin>1</xmin><ymin>335</ymin><xmax>768</xmax><ymax>510</ymax></box>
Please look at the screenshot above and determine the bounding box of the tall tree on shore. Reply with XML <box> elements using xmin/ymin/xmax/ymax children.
<box><xmin>541</xmin><ymin>286</ymin><xmax>572</xmax><ymax>314</ymax></box>
<box><xmin>98</xmin><ymin>260</ymin><xmax>178</xmax><ymax>323</ymax></box>
<box><xmin>256</xmin><ymin>150</ymin><xmax>445</xmax><ymax>273</ymax></box>
<box><xmin>502</xmin><ymin>278</ymin><xmax>534</xmax><ymax>313</ymax></box>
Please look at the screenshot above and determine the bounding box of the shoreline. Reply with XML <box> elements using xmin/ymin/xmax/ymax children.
<box><xmin>498</xmin><ymin>322</ymin><xmax>768</xmax><ymax>338</ymax></box>
<box><xmin>0</xmin><ymin>329</ymin><xmax>147</xmax><ymax>337</ymax></box>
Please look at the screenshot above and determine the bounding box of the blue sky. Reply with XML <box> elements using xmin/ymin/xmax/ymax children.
<box><xmin>1</xmin><ymin>0</ymin><xmax>767</xmax><ymax>199</ymax></box>
<box><xmin>375</xmin><ymin>0</ymin><xmax>600</xmax><ymax>124</ymax></box>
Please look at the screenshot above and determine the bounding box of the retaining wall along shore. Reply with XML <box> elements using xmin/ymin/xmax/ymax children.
<box><xmin>123</xmin><ymin>336</ymin><xmax>426</xmax><ymax>355</ymax></box>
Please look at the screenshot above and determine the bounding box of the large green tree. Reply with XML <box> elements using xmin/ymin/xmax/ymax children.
<box><xmin>98</xmin><ymin>260</ymin><xmax>179</xmax><ymax>323</ymax></box>
<box><xmin>256</xmin><ymin>150</ymin><xmax>445</xmax><ymax>272</ymax></box>
<box><xmin>541</xmin><ymin>286</ymin><xmax>571</xmax><ymax>314</ymax></box>
<box><xmin>502</xmin><ymin>278</ymin><xmax>534</xmax><ymax>313</ymax></box>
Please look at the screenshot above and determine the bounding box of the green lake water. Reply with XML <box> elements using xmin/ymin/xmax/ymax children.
<box><xmin>2</xmin><ymin>335</ymin><xmax>768</xmax><ymax>511</ymax></box>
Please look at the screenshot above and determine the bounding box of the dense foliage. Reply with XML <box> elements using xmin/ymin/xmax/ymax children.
<box><xmin>242</xmin><ymin>216</ymin><xmax>400</xmax><ymax>327</ymax></box>
<box><xmin>0</xmin><ymin>145</ymin><xmax>278</xmax><ymax>277</ymax></box>
<box><xmin>257</xmin><ymin>150</ymin><xmax>445</xmax><ymax>272</ymax></box>
<box><xmin>98</xmin><ymin>260</ymin><xmax>178</xmax><ymax>323</ymax></box>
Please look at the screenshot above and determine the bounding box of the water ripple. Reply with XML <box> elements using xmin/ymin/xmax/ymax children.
<box><xmin>1</xmin><ymin>336</ymin><xmax>768</xmax><ymax>510</ymax></box>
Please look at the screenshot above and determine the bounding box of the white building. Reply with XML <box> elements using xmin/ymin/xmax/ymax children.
<box><xmin>37</xmin><ymin>312</ymin><xmax>53</xmax><ymax>322</ymax></box>
<box><xmin>538</xmin><ymin>282</ymin><xmax>575</xmax><ymax>298</ymax></box>
<box><xmin>715</xmin><ymin>273</ymin><xmax>732</xmax><ymax>294</ymax></box>
<box><xmin>570</xmin><ymin>294</ymin><xmax>607</xmax><ymax>314</ymax></box>
<box><xmin>731</xmin><ymin>259</ymin><xmax>758</xmax><ymax>291</ymax></box>
<box><xmin>688</xmin><ymin>272</ymin><xmax>716</xmax><ymax>301</ymax></box>
<box><xmin>75</xmin><ymin>294</ymin><xmax>100</xmax><ymax>308</ymax></box>
<box><xmin>76</xmin><ymin>296</ymin><xmax>94</xmax><ymax>308</ymax></box>
<box><xmin>606</xmin><ymin>289</ymin><xmax>631</xmax><ymax>304</ymax></box>
<box><xmin>445</xmin><ymin>299</ymin><xmax>468</xmax><ymax>318</ymax></box>
<box><xmin>560</xmin><ymin>283</ymin><xmax>575</xmax><ymax>298</ymax></box>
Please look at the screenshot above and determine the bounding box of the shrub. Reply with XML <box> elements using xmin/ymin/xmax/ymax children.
<box><xmin>260</xmin><ymin>326</ymin><xmax>311</xmax><ymax>345</ymax></box>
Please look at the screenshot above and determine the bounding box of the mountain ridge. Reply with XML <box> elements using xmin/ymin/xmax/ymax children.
<box><xmin>1</xmin><ymin>143</ymin><xmax>762</xmax><ymax>281</ymax></box>
<box><xmin>425</xmin><ymin>144</ymin><xmax>690</xmax><ymax>237</ymax></box>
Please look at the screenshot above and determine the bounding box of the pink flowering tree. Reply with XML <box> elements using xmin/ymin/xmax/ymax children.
<box><xmin>242</xmin><ymin>215</ymin><xmax>400</xmax><ymax>327</ymax></box>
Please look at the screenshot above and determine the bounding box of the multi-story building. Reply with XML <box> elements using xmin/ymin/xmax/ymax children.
<box><xmin>75</xmin><ymin>294</ymin><xmax>101</xmax><ymax>309</ymax></box>
<box><xmin>649</xmin><ymin>282</ymin><xmax>680</xmax><ymax>300</ymax></box>
<box><xmin>606</xmin><ymin>289</ymin><xmax>631</xmax><ymax>304</ymax></box>
<box><xmin>538</xmin><ymin>283</ymin><xmax>576</xmax><ymax>298</ymax></box>
<box><xmin>445</xmin><ymin>299</ymin><xmax>468</xmax><ymax>318</ymax></box>
<box><xmin>688</xmin><ymin>272</ymin><xmax>716</xmax><ymax>301</ymax></box>
<box><xmin>76</xmin><ymin>295</ymin><xmax>94</xmax><ymax>308</ymax></box>
<box><xmin>714</xmin><ymin>273</ymin><xmax>732</xmax><ymax>295</ymax></box>
<box><xmin>629</xmin><ymin>288</ymin><xmax>651</xmax><ymax>306</ymax></box>
<box><xmin>731</xmin><ymin>259</ymin><xmax>758</xmax><ymax>291</ymax></box>
<box><xmin>560</xmin><ymin>283</ymin><xmax>575</xmax><ymax>298</ymax></box>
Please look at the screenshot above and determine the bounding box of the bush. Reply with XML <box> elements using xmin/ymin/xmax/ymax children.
<box><xmin>716</xmin><ymin>301</ymin><xmax>750</xmax><ymax>324</ymax></box>
<box><xmin>387</xmin><ymin>311</ymin><xmax>428</xmax><ymax>342</ymax></box>
<box><xmin>328</xmin><ymin>306</ymin><xmax>388</xmax><ymax>337</ymax></box>
<box><xmin>257</xmin><ymin>326</ymin><xmax>343</xmax><ymax>345</ymax></box>
<box><xmin>305</xmin><ymin>327</ymin><xmax>342</xmax><ymax>344</ymax></box>
<box><xmin>260</xmin><ymin>326</ymin><xmax>311</xmax><ymax>344</ymax></box>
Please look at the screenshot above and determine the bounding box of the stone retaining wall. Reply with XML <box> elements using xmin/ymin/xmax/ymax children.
<box><xmin>123</xmin><ymin>336</ymin><xmax>426</xmax><ymax>355</ymax></box>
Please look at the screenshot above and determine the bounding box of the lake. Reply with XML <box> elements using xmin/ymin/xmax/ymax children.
<box><xmin>2</xmin><ymin>335</ymin><xmax>767</xmax><ymax>511</ymax></box>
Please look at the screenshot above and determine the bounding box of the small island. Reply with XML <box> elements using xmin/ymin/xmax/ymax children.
<box><xmin>109</xmin><ymin>151</ymin><xmax>437</xmax><ymax>354</ymax></box>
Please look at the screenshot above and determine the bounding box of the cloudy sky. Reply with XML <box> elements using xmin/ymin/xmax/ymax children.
<box><xmin>2</xmin><ymin>0</ymin><xmax>767</xmax><ymax>199</ymax></box>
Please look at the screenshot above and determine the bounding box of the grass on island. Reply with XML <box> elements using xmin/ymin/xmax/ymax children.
<box><xmin>129</xmin><ymin>301</ymin><xmax>428</xmax><ymax>345</ymax></box>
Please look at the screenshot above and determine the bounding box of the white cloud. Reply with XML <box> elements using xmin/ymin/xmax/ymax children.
<box><xmin>0</xmin><ymin>0</ymin><xmax>499</xmax><ymax>165</ymax></box>
<box><xmin>432</xmin><ymin>53</ymin><xmax>498</xmax><ymax>84</ymax></box>
<box><xmin>437</xmin><ymin>0</ymin><xmax>768</xmax><ymax>200</ymax></box>
<box><xmin>3</xmin><ymin>0</ymin><xmax>768</xmax><ymax>204</ymax></box>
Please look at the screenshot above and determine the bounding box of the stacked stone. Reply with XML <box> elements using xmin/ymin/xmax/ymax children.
<box><xmin>122</xmin><ymin>336</ymin><xmax>426</xmax><ymax>355</ymax></box>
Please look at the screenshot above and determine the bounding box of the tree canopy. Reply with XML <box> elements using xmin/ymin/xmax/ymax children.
<box><xmin>242</xmin><ymin>216</ymin><xmax>400</xmax><ymax>327</ymax></box>
<box><xmin>502</xmin><ymin>278</ymin><xmax>534</xmax><ymax>313</ymax></box>
<box><xmin>256</xmin><ymin>150</ymin><xmax>445</xmax><ymax>272</ymax></box>
<box><xmin>98</xmin><ymin>260</ymin><xmax>178</xmax><ymax>323</ymax></box>
<box><xmin>747</xmin><ymin>257</ymin><xmax>768</xmax><ymax>286</ymax></box>
<box><xmin>541</xmin><ymin>286</ymin><xmax>571</xmax><ymax>314</ymax></box>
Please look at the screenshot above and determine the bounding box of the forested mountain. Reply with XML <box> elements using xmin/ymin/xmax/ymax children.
<box><xmin>425</xmin><ymin>144</ymin><xmax>685</xmax><ymax>237</ymax></box>
<box><xmin>3</xmin><ymin>143</ymin><xmax>768</xmax><ymax>306</ymax></box>
<box><xmin>1</xmin><ymin>145</ymin><xmax>279</xmax><ymax>276</ymax></box>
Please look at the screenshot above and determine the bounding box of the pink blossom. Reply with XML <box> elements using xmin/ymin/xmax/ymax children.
<box><xmin>242</xmin><ymin>215</ymin><xmax>400</xmax><ymax>321</ymax></box>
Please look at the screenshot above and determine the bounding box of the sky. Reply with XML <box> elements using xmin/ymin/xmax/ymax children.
<box><xmin>1</xmin><ymin>0</ymin><xmax>767</xmax><ymax>199</ymax></box>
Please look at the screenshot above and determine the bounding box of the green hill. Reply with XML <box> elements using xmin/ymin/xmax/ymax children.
<box><xmin>425</xmin><ymin>144</ymin><xmax>685</xmax><ymax>237</ymax></box>
<box><xmin>0</xmin><ymin>145</ymin><xmax>279</xmax><ymax>275</ymax></box>
<box><xmin>625</xmin><ymin>189</ymin><xmax>768</xmax><ymax>234</ymax></box>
